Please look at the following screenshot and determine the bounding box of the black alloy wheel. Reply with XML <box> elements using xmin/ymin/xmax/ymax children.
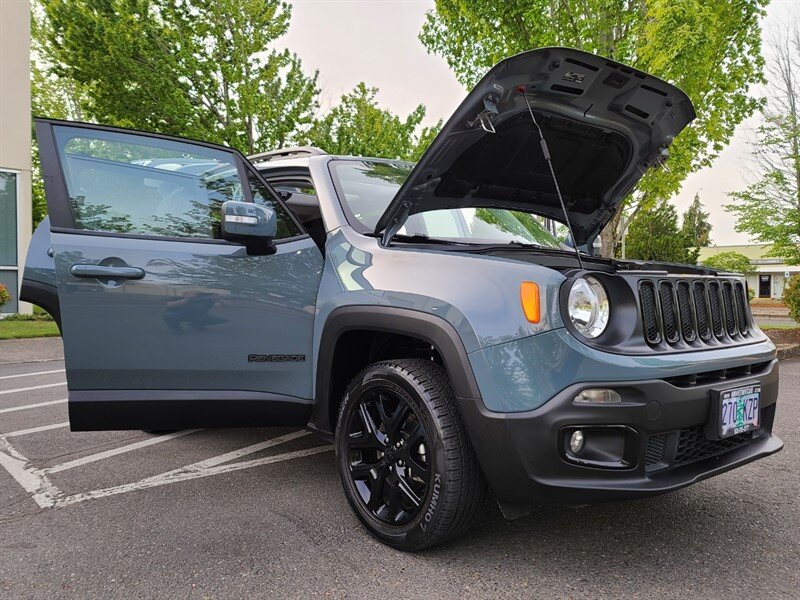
<box><xmin>335</xmin><ymin>359</ymin><xmax>487</xmax><ymax>551</ymax></box>
<box><xmin>345</xmin><ymin>387</ymin><xmax>430</xmax><ymax>525</ymax></box>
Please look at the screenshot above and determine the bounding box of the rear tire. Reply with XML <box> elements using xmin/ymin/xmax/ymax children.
<box><xmin>335</xmin><ymin>358</ymin><xmax>487</xmax><ymax>550</ymax></box>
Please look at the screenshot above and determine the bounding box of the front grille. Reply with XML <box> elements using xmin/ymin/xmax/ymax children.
<box><xmin>658</xmin><ymin>282</ymin><xmax>679</xmax><ymax>343</ymax></box>
<box><xmin>708</xmin><ymin>281</ymin><xmax>724</xmax><ymax>337</ymax></box>
<box><xmin>675</xmin><ymin>426</ymin><xmax>759</xmax><ymax>466</ymax></box>
<box><xmin>645</xmin><ymin>407</ymin><xmax>769</xmax><ymax>472</ymax></box>
<box><xmin>676</xmin><ymin>281</ymin><xmax>695</xmax><ymax>341</ymax></box>
<box><xmin>664</xmin><ymin>360</ymin><xmax>772</xmax><ymax>388</ymax></box>
<box><xmin>693</xmin><ymin>282</ymin><xmax>711</xmax><ymax>340</ymax></box>
<box><xmin>638</xmin><ymin>277</ymin><xmax>752</xmax><ymax>348</ymax></box>
<box><xmin>640</xmin><ymin>281</ymin><xmax>660</xmax><ymax>344</ymax></box>
<box><xmin>734</xmin><ymin>282</ymin><xmax>749</xmax><ymax>334</ymax></box>
<box><xmin>722</xmin><ymin>282</ymin><xmax>737</xmax><ymax>336</ymax></box>
<box><xmin>645</xmin><ymin>434</ymin><xmax>667</xmax><ymax>466</ymax></box>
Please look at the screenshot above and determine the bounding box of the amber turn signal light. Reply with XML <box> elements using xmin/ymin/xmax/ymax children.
<box><xmin>520</xmin><ymin>281</ymin><xmax>541</xmax><ymax>323</ymax></box>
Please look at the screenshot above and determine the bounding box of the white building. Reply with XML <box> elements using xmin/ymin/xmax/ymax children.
<box><xmin>0</xmin><ymin>0</ymin><xmax>33</xmax><ymax>314</ymax></box>
<box><xmin>699</xmin><ymin>245</ymin><xmax>800</xmax><ymax>300</ymax></box>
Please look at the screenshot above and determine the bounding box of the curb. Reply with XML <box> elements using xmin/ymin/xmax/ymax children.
<box><xmin>776</xmin><ymin>343</ymin><xmax>800</xmax><ymax>361</ymax></box>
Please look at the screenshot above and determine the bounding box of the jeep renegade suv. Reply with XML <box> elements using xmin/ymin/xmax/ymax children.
<box><xmin>22</xmin><ymin>48</ymin><xmax>782</xmax><ymax>550</ymax></box>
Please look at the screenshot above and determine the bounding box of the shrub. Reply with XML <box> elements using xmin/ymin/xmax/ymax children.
<box><xmin>2</xmin><ymin>312</ymin><xmax>54</xmax><ymax>322</ymax></box>
<box><xmin>0</xmin><ymin>284</ymin><xmax>11</xmax><ymax>308</ymax></box>
<box><xmin>702</xmin><ymin>250</ymin><xmax>754</xmax><ymax>275</ymax></box>
<box><xmin>784</xmin><ymin>275</ymin><xmax>800</xmax><ymax>323</ymax></box>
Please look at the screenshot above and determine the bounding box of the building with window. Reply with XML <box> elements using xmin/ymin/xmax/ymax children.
<box><xmin>698</xmin><ymin>244</ymin><xmax>800</xmax><ymax>300</ymax></box>
<box><xmin>0</xmin><ymin>0</ymin><xmax>32</xmax><ymax>314</ymax></box>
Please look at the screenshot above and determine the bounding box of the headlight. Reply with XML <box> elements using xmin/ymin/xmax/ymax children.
<box><xmin>567</xmin><ymin>276</ymin><xmax>609</xmax><ymax>338</ymax></box>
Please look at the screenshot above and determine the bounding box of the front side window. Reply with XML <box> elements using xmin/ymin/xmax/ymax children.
<box><xmin>53</xmin><ymin>126</ymin><xmax>300</xmax><ymax>240</ymax></box>
<box><xmin>329</xmin><ymin>159</ymin><xmax>563</xmax><ymax>248</ymax></box>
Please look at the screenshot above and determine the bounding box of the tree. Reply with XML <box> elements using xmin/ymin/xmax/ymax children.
<box><xmin>30</xmin><ymin>39</ymin><xmax>85</xmax><ymax>226</ymax></box>
<box><xmin>681</xmin><ymin>193</ymin><xmax>713</xmax><ymax>249</ymax></box>
<box><xmin>784</xmin><ymin>276</ymin><xmax>800</xmax><ymax>322</ymax></box>
<box><xmin>625</xmin><ymin>201</ymin><xmax>698</xmax><ymax>264</ymax></box>
<box><xmin>726</xmin><ymin>21</ymin><xmax>800</xmax><ymax>265</ymax></box>
<box><xmin>701</xmin><ymin>251</ymin><xmax>754</xmax><ymax>274</ymax></box>
<box><xmin>36</xmin><ymin>0</ymin><xmax>319</xmax><ymax>155</ymax></box>
<box><xmin>419</xmin><ymin>0</ymin><xmax>768</xmax><ymax>256</ymax></box>
<box><xmin>301</xmin><ymin>83</ymin><xmax>440</xmax><ymax>160</ymax></box>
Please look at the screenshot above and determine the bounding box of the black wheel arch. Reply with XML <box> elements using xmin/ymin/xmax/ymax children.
<box><xmin>311</xmin><ymin>306</ymin><xmax>483</xmax><ymax>438</ymax></box>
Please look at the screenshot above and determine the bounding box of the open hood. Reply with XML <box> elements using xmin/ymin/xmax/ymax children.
<box><xmin>375</xmin><ymin>47</ymin><xmax>695</xmax><ymax>246</ymax></box>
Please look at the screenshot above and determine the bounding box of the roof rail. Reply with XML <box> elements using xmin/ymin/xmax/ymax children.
<box><xmin>247</xmin><ymin>146</ymin><xmax>328</xmax><ymax>163</ymax></box>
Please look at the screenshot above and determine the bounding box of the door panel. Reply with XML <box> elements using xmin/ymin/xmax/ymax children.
<box><xmin>36</xmin><ymin>119</ymin><xmax>323</xmax><ymax>430</ymax></box>
<box><xmin>53</xmin><ymin>231</ymin><xmax>321</xmax><ymax>395</ymax></box>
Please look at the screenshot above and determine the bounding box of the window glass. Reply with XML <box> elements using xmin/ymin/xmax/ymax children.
<box><xmin>54</xmin><ymin>126</ymin><xmax>245</xmax><ymax>239</ymax></box>
<box><xmin>0</xmin><ymin>172</ymin><xmax>17</xmax><ymax>265</ymax></box>
<box><xmin>330</xmin><ymin>160</ymin><xmax>564</xmax><ymax>248</ymax></box>
<box><xmin>271</xmin><ymin>180</ymin><xmax>317</xmax><ymax>196</ymax></box>
<box><xmin>247</xmin><ymin>171</ymin><xmax>302</xmax><ymax>239</ymax></box>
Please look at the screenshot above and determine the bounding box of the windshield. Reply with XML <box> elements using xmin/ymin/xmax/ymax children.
<box><xmin>330</xmin><ymin>160</ymin><xmax>565</xmax><ymax>248</ymax></box>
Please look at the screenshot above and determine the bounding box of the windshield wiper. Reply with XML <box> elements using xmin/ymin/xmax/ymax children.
<box><xmin>366</xmin><ymin>232</ymin><xmax>474</xmax><ymax>246</ymax></box>
<box><xmin>506</xmin><ymin>240</ymin><xmax>544</xmax><ymax>249</ymax></box>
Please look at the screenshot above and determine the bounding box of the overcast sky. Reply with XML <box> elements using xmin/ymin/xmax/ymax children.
<box><xmin>281</xmin><ymin>0</ymin><xmax>799</xmax><ymax>246</ymax></box>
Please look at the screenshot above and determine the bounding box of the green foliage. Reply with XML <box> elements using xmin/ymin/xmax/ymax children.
<box><xmin>783</xmin><ymin>276</ymin><xmax>800</xmax><ymax>323</ymax></box>
<box><xmin>3</xmin><ymin>311</ymin><xmax>55</xmax><ymax>321</ymax></box>
<box><xmin>726</xmin><ymin>25</ymin><xmax>800</xmax><ymax>265</ymax></box>
<box><xmin>420</xmin><ymin>0</ymin><xmax>768</xmax><ymax>254</ymax></box>
<box><xmin>30</xmin><ymin>40</ymin><xmax>86</xmax><ymax>227</ymax></box>
<box><xmin>35</xmin><ymin>0</ymin><xmax>319</xmax><ymax>155</ymax></box>
<box><xmin>701</xmin><ymin>251</ymin><xmax>754</xmax><ymax>274</ymax></box>
<box><xmin>681</xmin><ymin>193</ymin><xmax>713</xmax><ymax>248</ymax></box>
<box><xmin>0</xmin><ymin>284</ymin><xmax>11</xmax><ymax>308</ymax></box>
<box><xmin>625</xmin><ymin>201</ymin><xmax>698</xmax><ymax>264</ymax></box>
<box><xmin>301</xmin><ymin>83</ymin><xmax>440</xmax><ymax>160</ymax></box>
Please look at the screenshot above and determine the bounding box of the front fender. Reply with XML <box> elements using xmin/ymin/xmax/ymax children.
<box><xmin>312</xmin><ymin>305</ymin><xmax>483</xmax><ymax>436</ymax></box>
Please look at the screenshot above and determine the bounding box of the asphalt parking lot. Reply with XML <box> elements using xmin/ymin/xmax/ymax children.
<box><xmin>1</xmin><ymin>339</ymin><xmax>798</xmax><ymax>599</ymax></box>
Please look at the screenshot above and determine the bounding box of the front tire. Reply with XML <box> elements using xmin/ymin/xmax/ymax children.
<box><xmin>335</xmin><ymin>359</ymin><xmax>487</xmax><ymax>550</ymax></box>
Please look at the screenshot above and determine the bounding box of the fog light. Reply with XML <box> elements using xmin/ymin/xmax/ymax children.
<box><xmin>574</xmin><ymin>388</ymin><xmax>622</xmax><ymax>404</ymax></box>
<box><xmin>569</xmin><ymin>430</ymin><xmax>585</xmax><ymax>453</ymax></box>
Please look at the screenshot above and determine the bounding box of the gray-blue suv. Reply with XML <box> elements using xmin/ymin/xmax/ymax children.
<box><xmin>22</xmin><ymin>48</ymin><xmax>782</xmax><ymax>550</ymax></box>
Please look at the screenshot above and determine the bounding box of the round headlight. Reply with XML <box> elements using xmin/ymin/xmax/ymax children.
<box><xmin>567</xmin><ymin>276</ymin><xmax>610</xmax><ymax>338</ymax></box>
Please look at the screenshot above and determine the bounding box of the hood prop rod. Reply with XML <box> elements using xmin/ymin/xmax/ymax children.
<box><xmin>522</xmin><ymin>93</ymin><xmax>585</xmax><ymax>270</ymax></box>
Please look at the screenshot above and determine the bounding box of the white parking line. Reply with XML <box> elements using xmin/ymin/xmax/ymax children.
<box><xmin>174</xmin><ymin>430</ymin><xmax>311</xmax><ymax>472</ymax></box>
<box><xmin>0</xmin><ymin>399</ymin><xmax>67</xmax><ymax>413</ymax></box>
<box><xmin>3</xmin><ymin>422</ymin><xmax>70</xmax><ymax>437</ymax></box>
<box><xmin>0</xmin><ymin>424</ymin><xmax>327</xmax><ymax>509</ymax></box>
<box><xmin>0</xmin><ymin>382</ymin><xmax>66</xmax><ymax>395</ymax></box>
<box><xmin>55</xmin><ymin>445</ymin><xmax>333</xmax><ymax>507</ymax></box>
<box><xmin>46</xmin><ymin>429</ymin><xmax>202</xmax><ymax>474</ymax></box>
<box><xmin>0</xmin><ymin>369</ymin><xmax>65</xmax><ymax>380</ymax></box>
<box><xmin>0</xmin><ymin>437</ymin><xmax>60</xmax><ymax>508</ymax></box>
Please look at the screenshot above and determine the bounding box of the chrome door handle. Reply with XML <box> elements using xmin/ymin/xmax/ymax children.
<box><xmin>69</xmin><ymin>265</ymin><xmax>146</xmax><ymax>279</ymax></box>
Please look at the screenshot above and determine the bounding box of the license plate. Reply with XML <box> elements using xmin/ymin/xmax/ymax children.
<box><xmin>718</xmin><ymin>385</ymin><xmax>761</xmax><ymax>438</ymax></box>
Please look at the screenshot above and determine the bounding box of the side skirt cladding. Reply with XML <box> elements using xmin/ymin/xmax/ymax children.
<box><xmin>68</xmin><ymin>390</ymin><xmax>313</xmax><ymax>431</ymax></box>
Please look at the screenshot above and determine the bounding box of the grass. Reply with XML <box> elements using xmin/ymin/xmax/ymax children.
<box><xmin>0</xmin><ymin>319</ymin><xmax>61</xmax><ymax>339</ymax></box>
<box><xmin>760</xmin><ymin>323</ymin><xmax>800</xmax><ymax>330</ymax></box>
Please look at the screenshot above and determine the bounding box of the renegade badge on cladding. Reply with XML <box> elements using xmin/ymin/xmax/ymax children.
<box><xmin>23</xmin><ymin>47</ymin><xmax>782</xmax><ymax>550</ymax></box>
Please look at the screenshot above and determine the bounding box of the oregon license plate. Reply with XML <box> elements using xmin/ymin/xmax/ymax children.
<box><xmin>718</xmin><ymin>385</ymin><xmax>761</xmax><ymax>438</ymax></box>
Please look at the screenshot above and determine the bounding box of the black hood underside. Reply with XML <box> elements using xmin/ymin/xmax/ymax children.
<box><xmin>375</xmin><ymin>47</ymin><xmax>695</xmax><ymax>247</ymax></box>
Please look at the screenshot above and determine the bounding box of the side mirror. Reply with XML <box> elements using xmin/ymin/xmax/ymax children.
<box><xmin>220</xmin><ymin>201</ymin><xmax>277</xmax><ymax>254</ymax></box>
<box><xmin>277</xmin><ymin>189</ymin><xmax>292</xmax><ymax>201</ymax></box>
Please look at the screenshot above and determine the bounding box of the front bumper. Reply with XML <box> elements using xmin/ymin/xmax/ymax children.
<box><xmin>458</xmin><ymin>357</ymin><xmax>782</xmax><ymax>516</ymax></box>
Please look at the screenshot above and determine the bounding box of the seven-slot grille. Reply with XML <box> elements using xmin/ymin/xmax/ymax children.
<box><xmin>639</xmin><ymin>278</ymin><xmax>751</xmax><ymax>347</ymax></box>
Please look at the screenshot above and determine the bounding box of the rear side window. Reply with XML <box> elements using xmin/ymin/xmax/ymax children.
<box><xmin>247</xmin><ymin>171</ymin><xmax>302</xmax><ymax>239</ymax></box>
<box><xmin>52</xmin><ymin>126</ymin><xmax>299</xmax><ymax>240</ymax></box>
